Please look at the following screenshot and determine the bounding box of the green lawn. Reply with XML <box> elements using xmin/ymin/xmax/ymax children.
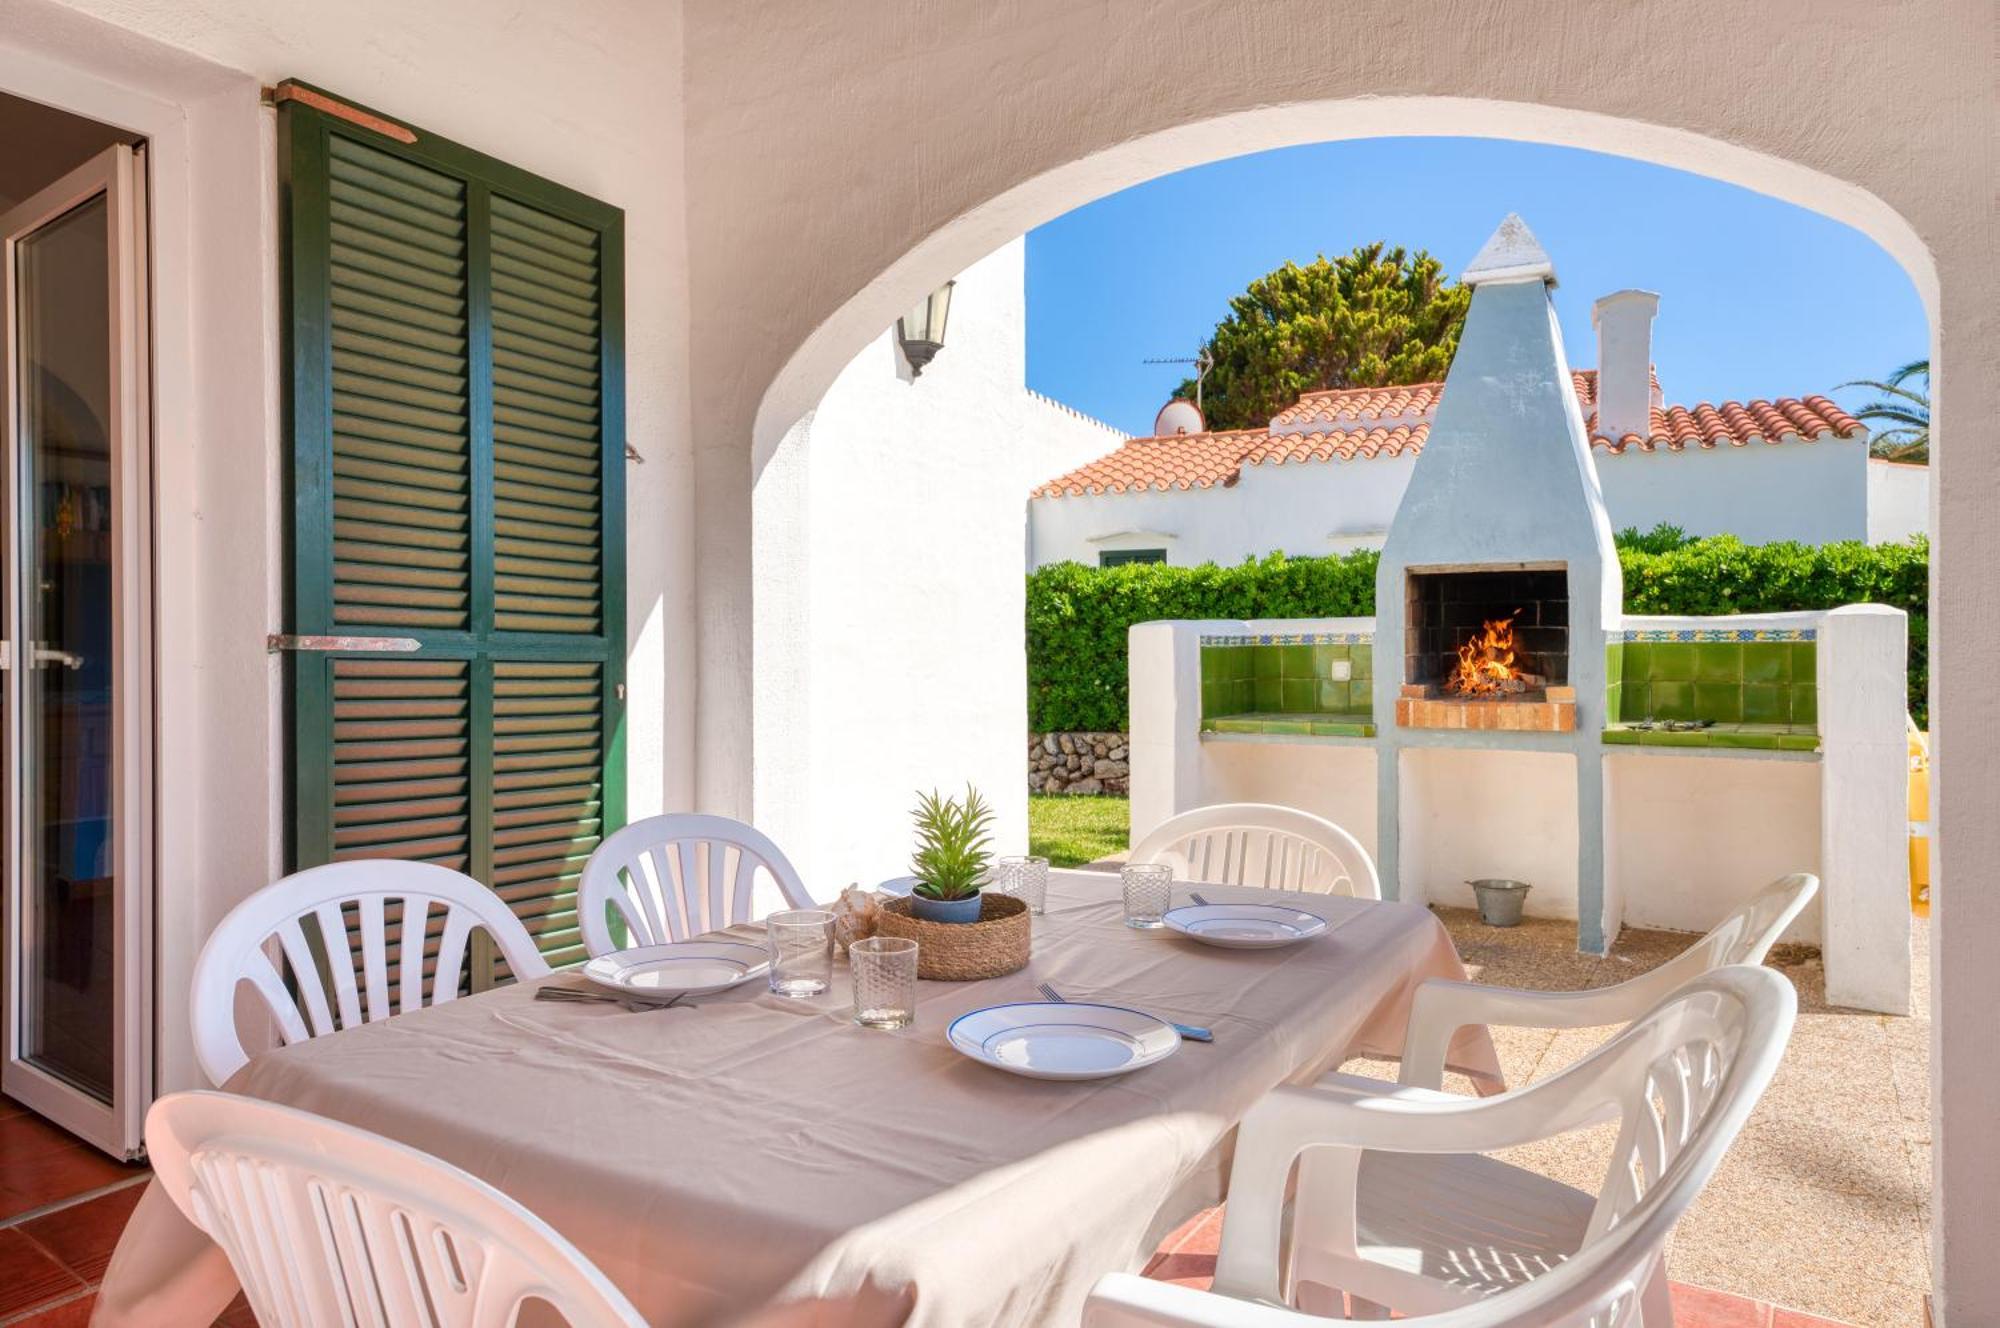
<box><xmin>1029</xmin><ymin>794</ymin><xmax>1130</xmax><ymax>868</ymax></box>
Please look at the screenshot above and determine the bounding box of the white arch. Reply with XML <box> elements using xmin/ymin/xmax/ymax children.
<box><xmin>752</xmin><ymin>95</ymin><xmax>1937</xmax><ymax>475</ymax></box>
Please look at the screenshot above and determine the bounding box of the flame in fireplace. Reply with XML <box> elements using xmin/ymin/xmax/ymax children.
<box><xmin>1447</xmin><ymin>613</ymin><xmax>1523</xmax><ymax>696</ymax></box>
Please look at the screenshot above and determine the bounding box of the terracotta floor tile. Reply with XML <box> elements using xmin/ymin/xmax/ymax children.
<box><xmin>1771</xmin><ymin>1311</ymin><xmax>1865</xmax><ymax>1328</ymax></box>
<box><xmin>0</xmin><ymin>1230</ymin><xmax>83</xmax><ymax>1320</ymax></box>
<box><xmin>3</xmin><ymin>1290</ymin><xmax>96</xmax><ymax>1327</ymax></box>
<box><xmin>0</xmin><ymin>1116</ymin><xmax>84</xmax><ymax>1165</ymax></box>
<box><xmin>1672</xmin><ymin>1281</ymin><xmax>1774</xmax><ymax>1328</ymax></box>
<box><xmin>0</xmin><ymin>1098</ymin><xmax>28</xmax><ymax>1122</ymax></box>
<box><xmin>0</xmin><ymin>1145</ymin><xmax>143</xmax><ymax>1221</ymax></box>
<box><xmin>19</xmin><ymin>1183</ymin><xmax>146</xmax><ymax>1283</ymax></box>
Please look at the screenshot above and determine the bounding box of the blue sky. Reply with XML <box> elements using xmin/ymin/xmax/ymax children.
<box><xmin>1025</xmin><ymin>137</ymin><xmax>1926</xmax><ymax>437</ymax></box>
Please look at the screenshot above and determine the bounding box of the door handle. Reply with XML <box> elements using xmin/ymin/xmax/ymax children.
<box><xmin>265</xmin><ymin>634</ymin><xmax>421</xmax><ymax>654</ymax></box>
<box><xmin>31</xmin><ymin>646</ymin><xmax>83</xmax><ymax>671</ymax></box>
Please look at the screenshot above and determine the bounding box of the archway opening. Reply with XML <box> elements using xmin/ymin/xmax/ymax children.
<box><xmin>749</xmin><ymin>108</ymin><xmax>1937</xmax><ymax>1328</ymax></box>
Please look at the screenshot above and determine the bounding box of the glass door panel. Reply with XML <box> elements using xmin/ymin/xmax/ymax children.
<box><xmin>15</xmin><ymin>193</ymin><xmax>115</xmax><ymax>1099</ymax></box>
<box><xmin>1</xmin><ymin>144</ymin><xmax>150</xmax><ymax>1157</ymax></box>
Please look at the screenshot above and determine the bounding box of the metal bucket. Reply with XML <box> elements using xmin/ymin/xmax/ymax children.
<box><xmin>1468</xmin><ymin>878</ymin><xmax>1532</xmax><ymax>927</ymax></box>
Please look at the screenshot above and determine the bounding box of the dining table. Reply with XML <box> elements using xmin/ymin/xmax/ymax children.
<box><xmin>94</xmin><ymin>869</ymin><xmax>1502</xmax><ymax>1327</ymax></box>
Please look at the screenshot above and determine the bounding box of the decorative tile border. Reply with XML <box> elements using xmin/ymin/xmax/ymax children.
<box><xmin>1199</xmin><ymin>631</ymin><xmax>1374</xmax><ymax>647</ymax></box>
<box><xmin>1615</xmin><ymin>628</ymin><xmax>1816</xmax><ymax>643</ymax></box>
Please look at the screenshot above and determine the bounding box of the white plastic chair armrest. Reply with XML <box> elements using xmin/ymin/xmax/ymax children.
<box><xmin>1084</xmin><ymin>1273</ymin><xmax>1299</xmax><ymax>1328</ymax></box>
<box><xmin>1214</xmin><ymin>1072</ymin><xmax>1635</xmax><ymax>1304</ymax></box>
<box><xmin>1313</xmin><ymin>1070</ymin><xmax>1462</xmax><ymax>1105</ymax></box>
<box><xmin>1398</xmin><ymin>969</ymin><xmax>1689</xmax><ymax>1089</ymax></box>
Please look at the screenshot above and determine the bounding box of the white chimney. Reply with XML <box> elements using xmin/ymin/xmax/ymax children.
<box><xmin>1591</xmin><ymin>289</ymin><xmax>1660</xmax><ymax>442</ymax></box>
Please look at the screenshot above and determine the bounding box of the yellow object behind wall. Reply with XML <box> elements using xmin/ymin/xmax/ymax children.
<box><xmin>1909</xmin><ymin>721</ymin><xmax>1930</xmax><ymax>916</ymax></box>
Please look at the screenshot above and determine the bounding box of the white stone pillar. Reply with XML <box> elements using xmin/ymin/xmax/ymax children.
<box><xmin>1128</xmin><ymin>620</ymin><xmax>1217</xmax><ymax>847</ymax></box>
<box><xmin>1818</xmin><ymin>604</ymin><xmax>1911</xmax><ymax>1014</ymax></box>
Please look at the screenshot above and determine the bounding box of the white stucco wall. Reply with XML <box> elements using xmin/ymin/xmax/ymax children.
<box><xmin>1868</xmin><ymin>459</ymin><xmax>1931</xmax><ymax>544</ymax></box>
<box><xmin>1593</xmin><ymin>439</ymin><xmax>1871</xmax><ymax>544</ymax></box>
<box><xmin>752</xmin><ymin>238</ymin><xmax>1119</xmax><ymax>891</ymax></box>
<box><xmin>1607</xmin><ymin>753</ymin><xmax>1823</xmax><ymax>942</ymax></box>
<box><xmin>1030</xmin><ymin>436</ymin><xmax>1905</xmax><ymax>570</ymax></box>
<box><xmin>5</xmin><ymin>0</ymin><xmax>692</xmax><ymax>1095</ymax></box>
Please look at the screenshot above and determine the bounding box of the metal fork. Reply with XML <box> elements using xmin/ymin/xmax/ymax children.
<box><xmin>535</xmin><ymin>987</ymin><xmax>688</xmax><ymax>1012</ymax></box>
<box><xmin>1037</xmin><ymin>980</ymin><xmax>1213</xmax><ymax>1043</ymax></box>
<box><xmin>1189</xmin><ymin>892</ymin><xmax>1211</xmax><ymax>906</ymax></box>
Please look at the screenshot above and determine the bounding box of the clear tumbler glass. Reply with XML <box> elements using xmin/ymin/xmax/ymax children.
<box><xmin>1121</xmin><ymin>863</ymin><xmax>1173</xmax><ymax>929</ymax></box>
<box><xmin>993</xmin><ymin>855</ymin><xmax>1051</xmax><ymax>915</ymax></box>
<box><xmin>766</xmin><ymin>909</ymin><xmax>835</xmax><ymax>997</ymax></box>
<box><xmin>850</xmin><ymin>936</ymin><xmax>919</xmax><ymax>1029</ymax></box>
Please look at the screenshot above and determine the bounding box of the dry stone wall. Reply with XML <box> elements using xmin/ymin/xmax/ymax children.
<box><xmin>1029</xmin><ymin>732</ymin><xmax>1130</xmax><ymax>796</ymax></box>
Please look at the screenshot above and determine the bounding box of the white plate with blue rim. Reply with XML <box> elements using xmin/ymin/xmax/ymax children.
<box><xmin>1162</xmin><ymin>902</ymin><xmax>1329</xmax><ymax>950</ymax></box>
<box><xmin>947</xmin><ymin>1001</ymin><xmax>1180</xmax><ymax>1080</ymax></box>
<box><xmin>581</xmin><ymin>940</ymin><xmax>770</xmax><ymax>1001</ymax></box>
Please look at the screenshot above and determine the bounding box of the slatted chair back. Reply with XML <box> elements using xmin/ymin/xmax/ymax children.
<box><xmin>149</xmin><ymin>1091</ymin><xmax>646</xmax><ymax>1328</ymax></box>
<box><xmin>192</xmin><ymin>860</ymin><xmax>550</xmax><ymax>1086</ymax></box>
<box><xmin>1129</xmin><ymin>803</ymin><xmax>1381</xmax><ymax>898</ymax></box>
<box><xmin>577</xmin><ymin>813</ymin><xmax>814</xmax><ymax>956</ymax></box>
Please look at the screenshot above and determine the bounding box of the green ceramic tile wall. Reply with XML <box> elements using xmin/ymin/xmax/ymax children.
<box><xmin>1200</xmin><ymin>641</ymin><xmax>1373</xmax><ymax>719</ymax></box>
<box><xmin>1607</xmin><ymin>639</ymin><xmax>1817</xmax><ymax>730</ymax></box>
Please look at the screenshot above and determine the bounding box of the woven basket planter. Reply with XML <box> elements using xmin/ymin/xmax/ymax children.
<box><xmin>875</xmin><ymin>892</ymin><xmax>1030</xmax><ymax>981</ymax></box>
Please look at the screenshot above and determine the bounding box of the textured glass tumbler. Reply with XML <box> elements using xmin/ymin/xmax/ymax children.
<box><xmin>1121</xmin><ymin>863</ymin><xmax>1173</xmax><ymax>929</ymax></box>
<box><xmin>851</xmin><ymin>936</ymin><xmax>919</xmax><ymax>1029</ymax></box>
<box><xmin>766</xmin><ymin>909</ymin><xmax>835</xmax><ymax>997</ymax></box>
<box><xmin>993</xmin><ymin>855</ymin><xmax>1050</xmax><ymax>915</ymax></box>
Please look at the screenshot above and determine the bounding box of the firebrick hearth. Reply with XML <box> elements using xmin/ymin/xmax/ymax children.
<box><xmin>1399</xmin><ymin>566</ymin><xmax>1576</xmax><ymax>731</ymax></box>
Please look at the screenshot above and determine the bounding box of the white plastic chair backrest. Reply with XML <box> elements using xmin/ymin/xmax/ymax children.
<box><xmin>1613</xmin><ymin>872</ymin><xmax>1818</xmax><ymax>1014</ymax></box>
<box><xmin>192</xmin><ymin>860</ymin><xmax>551</xmax><ymax>1086</ymax></box>
<box><xmin>1129</xmin><ymin>803</ymin><xmax>1381</xmax><ymax>898</ymax></box>
<box><xmin>578</xmin><ymin>812</ymin><xmax>815</xmax><ymax>956</ymax></box>
<box><xmin>1208</xmin><ymin>965</ymin><xmax>1796</xmax><ymax>1328</ymax></box>
<box><xmin>148</xmin><ymin>1091</ymin><xmax>645</xmax><ymax>1328</ymax></box>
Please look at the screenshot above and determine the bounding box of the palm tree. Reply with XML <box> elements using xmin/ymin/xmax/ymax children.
<box><xmin>1839</xmin><ymin>358</ymin><xmax>1930</xmax><ymax>462</ymax></box>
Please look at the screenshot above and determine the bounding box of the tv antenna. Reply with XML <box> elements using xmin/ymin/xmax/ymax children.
<box><xmin>1143</xmin><ymin>346</ymin><xmax>1214</xmax><ymax>413</ymax></box>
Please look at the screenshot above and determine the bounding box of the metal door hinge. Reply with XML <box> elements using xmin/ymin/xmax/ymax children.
<box><xmin>266</xmin><ymin>634</ymin><xmax>422</xmax><ymax>654</ymax></box>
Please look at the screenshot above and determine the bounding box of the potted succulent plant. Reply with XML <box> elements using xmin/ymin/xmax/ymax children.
<box><xmin>907</xmin><ymin>784</ymin><xmax>995</xmax><ymax>923</ymax></box>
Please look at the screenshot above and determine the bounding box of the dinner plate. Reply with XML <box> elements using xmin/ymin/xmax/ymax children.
<box><xmin>947</xmin><ymin>1002</ymin><xmax>1179</xmax><ymax>1080</ymax></box>
<box><xmin>581</xmin><ymin>940</ymin><xmax>770</xmax><ymax>1001</ymax></box>
<box><xmin>1161</xmin><ymin>902</ymin><xmax>1329</xmax><ymax>950</ymax></box>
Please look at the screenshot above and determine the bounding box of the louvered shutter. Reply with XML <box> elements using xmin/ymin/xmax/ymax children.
<box><xmin>281</xmin><ymin>84</ymin><xmax>625</xmax><ymax>980</ymax></box>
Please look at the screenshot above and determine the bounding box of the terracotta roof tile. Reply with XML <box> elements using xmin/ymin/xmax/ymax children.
<box><xmin>1031</xmin><ymin>429</ymin><xmax>1267</xmax><ymax>498</ymax></box>
<box><xmin>1032</xmin><ymin>377</ymin><xmax>1864</xmax><ymax>498</ymax></box>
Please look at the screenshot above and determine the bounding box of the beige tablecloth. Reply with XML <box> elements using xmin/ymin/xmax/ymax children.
<box><xmin>96</xmin><ymin>872</ymin><xmax>1499</xmax><ymax>1327</ymax></box>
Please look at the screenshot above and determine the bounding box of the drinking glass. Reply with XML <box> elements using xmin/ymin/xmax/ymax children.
<box><xmin>1121</xmin><ymin>863</ymin><xmax>1173</xmax><ymax>929</ymax></box>
<box><xmin>993</xmin><ymin>854</ymin><xmax>1050</xmax><ymax>915</ymax></box>
<box><xmin>766</xmin><ymin>909</ymin><xmax>835</xmax><ymax>997</ymax></box>
<box><xmin>851</xmin><ymin>936</ymin><xmax>919</xmax><ymax>1029</ymax></box>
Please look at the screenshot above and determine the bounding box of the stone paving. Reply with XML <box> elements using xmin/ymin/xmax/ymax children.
<box><xmin>1334</xmin><ymin>907</ymin><xmax>1932</xmax><ymax>1328</ymax></box>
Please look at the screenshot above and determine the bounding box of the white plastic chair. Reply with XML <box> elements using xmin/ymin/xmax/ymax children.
<box><xmin>1085</xmin><ymin>965</ymin><xmax>1796</xmax><ymax>1327</ymax></box>
<box><xmin>192</xmin><ymin>859</ymin><xmax>551</xmax><ymax>1086</ymax></box>
<box><xmin>148</xmin><ymin>1090</ymin><xmax>645</xmax><ymax>1327</ymax></box>
<box><xmin>1129</xmin><ymin>803</ymin><xmax>1381</xmax><ymax>898</ymax></box>
<box><xmin>577</xmin><ymin>812</ymin><xmax>815</xmax><ymax>956</ymax></box>
<box><xmin>1397</xmin><ymin>872</ymin><xmax>1817</xmax><ymax>1089</ymax></box>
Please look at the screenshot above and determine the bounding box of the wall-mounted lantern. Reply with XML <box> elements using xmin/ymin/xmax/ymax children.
<box><xmin>896</xmin><ymin>280</ymin><xmax>955</xmax><ymax>377</ymax></box>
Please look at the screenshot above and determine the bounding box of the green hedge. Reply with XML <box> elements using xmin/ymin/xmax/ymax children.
<box><xmin>1027</xmin><ymin>535</ymin><xmax>1929</xmax><ymax>732</ymax></box>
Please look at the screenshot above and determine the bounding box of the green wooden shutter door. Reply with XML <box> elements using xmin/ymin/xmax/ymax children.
<box><xmin>281</xmin><ymin>86</ymin><xmax>625</xmax><ymax>978</ymax></box>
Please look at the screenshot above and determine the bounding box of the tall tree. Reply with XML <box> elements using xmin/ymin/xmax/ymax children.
<box><xmin>1176</xmin><ymin>243</ymin><xmax>1470</xmax><ymax>431</ymax></box>
<box><xmin>1838</xmin><ymin>359</ymin><xmax>1930</xmax><ymax>462</ymax></box>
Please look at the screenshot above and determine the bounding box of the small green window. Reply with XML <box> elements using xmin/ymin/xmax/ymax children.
<box><xmin>1099</xmin><ymin>548</ymin><xmax>1167</xmax><ymax>568</ymax></box>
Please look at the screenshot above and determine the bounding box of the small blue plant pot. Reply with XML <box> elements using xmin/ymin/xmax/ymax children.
<box><xmin>908</xmin><ymin>891</ymin><xmax>984</xmax><ymax>924</ymax></box>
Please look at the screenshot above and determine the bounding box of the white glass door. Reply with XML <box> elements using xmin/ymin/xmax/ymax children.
<box><xmin>0</xmin><ymin>144</ymin><xmax>151</xmax><ymax>1158</ymax></box>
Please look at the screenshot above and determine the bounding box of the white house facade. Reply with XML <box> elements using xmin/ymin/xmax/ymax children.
<box><xmin>754</xmin><ymin>238</ymin><xmax>1119</xmax><ymax>890</ymax></box>
<box><xmin>1031</xmin><ymin>290</ymin><xmax>1929</xmax><ymax>568</ymax></box>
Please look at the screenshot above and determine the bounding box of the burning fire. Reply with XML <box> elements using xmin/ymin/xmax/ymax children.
<box><xmin>1447</xmin><ymin>612</ymin><xmax>1526</xmax><ymax>697</ymax></box>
